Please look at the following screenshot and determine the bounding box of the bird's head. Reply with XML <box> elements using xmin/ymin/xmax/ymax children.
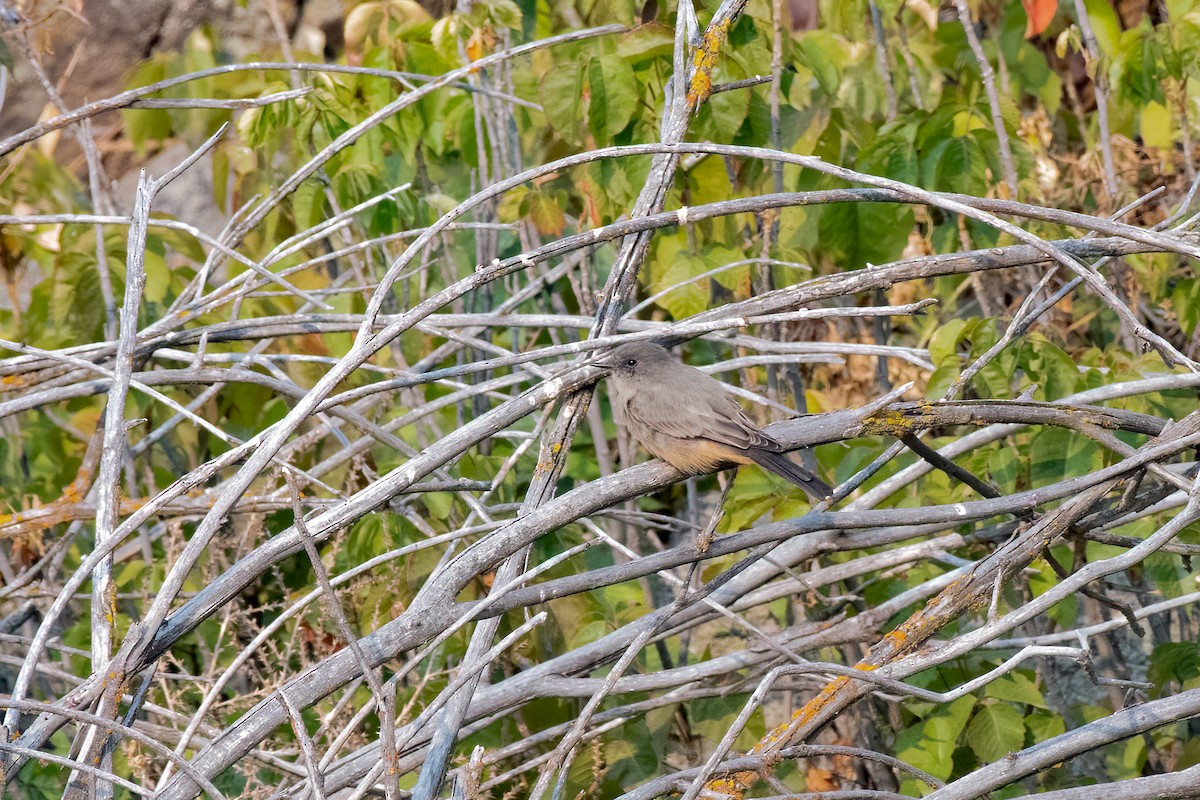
<box><xmin>597</xmin><ymin>341</ymin><xmax>675</xmax><ymax>381</ymax></box>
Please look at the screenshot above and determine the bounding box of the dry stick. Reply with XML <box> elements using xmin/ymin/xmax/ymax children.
<box><xmin>328</xmin><ymin>503</ymin><xmax>1113</xmax><ymax>753</ymax></box>
<box><xmin>3</xmin><ymin>152</ymin><xmax>1197</xmax><ymax>383</ymax></box>
<box><xmin>155</xmin><ymin>518</ymin><xmax>509</xmax><ymax>790</ymax></box>
<box><xmin>479</xmin><ymin>718</ymin><xmax>631</xmax><ymax>792</ymax></box>
<box><xmin>0</xmin><ymin>241</ymin><xmax>1180</xmax><ymax>767</ymax></box>
<box><xmin>954</xmin><ymin>0</ymin><xmax>1018</xmax><ymax>198</ymax></box>
<box><xmin>868</xmin><ymin>0</ymin><xmax>897</xmax><ymax>120</ymax></box>
<box><xmin>4</xmin><ymin>172</ymin><xmax>1190</xmax><ymax>791</ymax></box>
<box><xmin>623</xmin><ymin>745</ymin><xmax>938</xmax><ymax>800</ymax></box>
<box><xmin>923</xmin><ymin>687</ymin><xmax>1200</xmax><ymax>800</ymax></box>
<box><xmin>279</xmin><ymin>690</ymin><xmax>326</xmax><ymax>800</ymax></box>
<box><xmin>425</xmin><ymin>5</ymin><xmax>753</xmax><ymax>788</ymax></box>
<box><xmin>534</xmin><ymin>485</ymin><xmax>732</xmax><ymax>800</ymax></box>
<box><xmin>1009</xmin><ymin>764</ymin><xmax>1200</xmax><ymax>800</ymax></box>
<box><xmin>302</xmin><ymin>538</ymin><xmax>597</xmax><ymax>792</ymax></box>
<box><xmin>201</xmin><ymin>25</ymin><xmax>624</xmax><ymax>294</ymax></box>
<box><xmin>76</xmin><ymin>169</ymin><xmax>150</xmax><ymax>800</ymax></box>
<box><xmin>757</xmin><ymin>0</ymin><xmax>790</xmax><ymax>425</ymax></box>
<box><xmin>894</xmin><ymin>5</ymin><xmax>926</xmax><ymax>110</ymax></box>
<box><xmin>108</xmin><ymin>145</ymin><xmax>762</xmax><ymax>703</ymax></box>
<box><xmin>767</xmin><ymin>0</ymin><xmax>786</xmax><ymax>228</ymax></box>
<box><xmin>326</xmin><ymin>520</ymin><xmax>1152</xmax><ymax>786</ymax></box>
<box><xmin>0</xmin><ymin>61</ymin><xmax>542</xmax><ymax>157</ymax></box>
<box><xmin>409</xmin><ymin>3</ymin><xmax>737</xmax><ymax>794</ymax></box>
<box><xmin>989</xmin><ymin>590</ymin><xmax>1200</xmax><ymax>649</ymax></box>
<box><xmin>275</xmin><ymin>139</ymin><xmax>1200</xmax><ymax>344</ymax></box>
<box><xmin>0</xmin><ymin>213</ymin><xmax>335</xmax><ymax>310</ymax></box>
<box><xmin>856</xmin><ymin>373</ymin><xmax>1200</xmax><ymax>509</ymax></box>
<box><xmin>132</xmin><ymin>88</ymin><xmax>313</xmax><ymax>109</ymax></box>
<box><xmin>0</xmin><ymin>698</ymin><xmax>225</xmax><ymax>800</ymax></box>
<box><xmin>0</xmin><ymin>740</ymin><xmax>149</xmax><ymax>797</ymax></box>
<box><xmin>577</xmin><ymin>513</ymin><xmax>815</xmax><ymax>668</ymax></box>
<box><xmin>283</xmin><ymin>472</ymin><xmax>398</xmax><ymax>800</ymax></box>
<box><xmin>2</xmin><ymin>437</ymin><xmax>260</xmax><ymax>761</ymax></box>
<box><xmin>8</xmin><ymin>351</ymin><xmax>550</xmax><ymax>752</ymax></box>
<box><xmin>82</xmin><ymin>402</ymin><xmax>1190</xmax><ymax>791</ymax></box>
<box><xmin>319</xmin><ymin>557</ymin><xmax>1064</xmax><ymax>790</ymax></box>
<box><xmin>682</xmin><ymin>662</ymin><xmax>946</xmax><ymax>800</ymax></box>
<box><xmin>339</xmin><ymin>613</ymin><xmax>549</xmax><ymax>800</ymax></box>
<box><xmin>1076</xmin><ymin>422</ymin><xmax>1195</xmax><ymax>493</ymax></box>
<box><xmin>538</xmin><ymin>568</ymin><xmax>706</xmax><ymax>800</ymax></box>
<box><xmin>1072</xmin><ymin>0</ymin><xmax>1119</xmax><ymax>201</ymax></box>
<box><xmin>443</xmin><ymin>395</ymin><xmax>900</xmax><ymax>791</ymax></box>
<box><xmin>62</xmin><ymin>124</ymin><xmax>227</xmax><ymax>800</ymax></box>
<box><xmin>680</xmin><ymin>637</ymin><xmax>1148</xmax><ymax>800</ymax></box>
<box><xmin>949</xmin><ymin>182</ymin><xmax>1167</xmax><ymax>400</ymax></box>
<box><xmin>701</xmin><ymin>465</ymin><xmax>1200</xmax><ymax>798</ymax></box>
<box><xmin>8</xmin><ymin>24</ymin><xmax>119</xmax><ymax>341</ymax></box>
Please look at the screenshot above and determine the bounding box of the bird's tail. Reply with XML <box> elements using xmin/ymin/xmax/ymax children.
<box><xmin>748</xmin><ymin>449</ymin><xmax>832</xmax><ymax>500</ymax></box>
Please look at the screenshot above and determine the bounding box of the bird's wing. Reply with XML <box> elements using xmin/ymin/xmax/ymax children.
<box><xmin>624</xmin><ymin>371</ymin><xmax>782</xmax><ymax>453</ymax></box>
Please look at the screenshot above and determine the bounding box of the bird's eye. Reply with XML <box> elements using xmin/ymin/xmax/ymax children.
<box><xmin>625</xmin><ymin>359</ymin><xmax>637</xmax><ymax>367</ymax></box>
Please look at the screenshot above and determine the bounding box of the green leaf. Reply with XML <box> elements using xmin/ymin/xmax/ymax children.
<box><xmin>706</xmin><ymin>245</ymin><xmax>751</xmax><ymax>293</ymax></box>
<box><xmin>1082</xmin><ymin>0</ymin><xmax>1122</xmax><ymax>54</ymax></box>
<box><xmin>617</xmin><ymin>22</ymin><xmax>674</xmax><ymax>62</ymax></box>
<box><xmin>795</xmin><ymin>31</ymin><xmax>845</xmax><ymax>95</ymax></box>
<box><xmin>1025</xmin><ymin>711</ymin><xmax>1066</xmax><ymax>743</ymax></box>
<box><xmin>1028</xmin><ymin>558</ymin><xmax>1078</xmax><ymax>629</ymax></box>
<box><xmin>1113</xmin><ymin>23</ymin><xmax>1164</xmax><ymax>103</ymax></box>
<box><xmin>988</xmin><ymin>445</ymin><xmax>1018</xmax><ymax>489</ymax></box>
<box><xmin>966</xmin><ymin>703</ymin><xmax>1025</xmax><ymax>762</ymax></box>
<box><xmin>539</xmin><ymin>64</ymin><xmax>584</xmax><ymax>144</ymax></box>
<box><xmin>817</xmin><ymin>201</ymin><xmax>914</xmax><ymax>268</ymax></box>
<box><xmin>292</xmin><ymin>178</ymin><xmax>327</xmax><ymax>232</ymax></box>
<box><xmin>1107</xmin><ymin>735</ymin><xmax>1148</xmax><ymax>779</ymax></box>
<box><xmin>142</xmin><ymin>245</ymin><xmax>170</xmax><ymax>305</ymax></box>
<box><xmin>586</xmin><ymin>55</ymin><xmax>638</xmax><ymax>141</ymax></box>
<box><xmin>481</xmin><ymin>0</ymin><xmax>522</xmax><ymax>29</ymax></box>
<box><xmin>929</xmin><ymin>317</ymin><xmax>969</xmax><ymax>368</ymax></box>
<box><xmin>695</xmin><ymin>85</ymin><xmax>750</xmax><ymax>141</ymax></box>
<box><xmin>722</xmin><ymin>461</ymin><xmax>788</xmax><ymax>532</ymax></box>
<box><xmin>690</xmin><ymin>694</ymin><xmax>765</xmax><ymax>751</ymax></box>
<box><xmin>523</xmin><ymin>189</ymin><xmax>566</xmax><ymax>236</ymax></box>
<box><xmin>1140</xmin><ymin>101</ymin><xmax>1173</xmax><ymax>149</ymax></box>
<box><xmin>1029</xmin><ymin>338</ymin><xmax>1083</xmax><ymax>399</ymax></box>
<box><xmin>652</xmin><ymin>255</ymin><xmax>711</xmax><ymax>320</ymax></box>
<box><xmin>1030</xmin><ymin>427</ymin><xmax>1100</xmax><ymax>486</ymax></box>
<box><xmin>896</xmin><ymin>695</ymin><xmax>977</xmax><ymax>780</ymax></box>
<box><xmin>115</xmin><ymin>560</ymin><xmax>146</xmax><ymax>589</ymax></box>
<box><xmin>860</xmin><ymin>132</ymin><xmax>921</xmax><ymax>184</ymax></box>
<box><xmin>921</xmin><ymin>136</ymin><xmax>989</xmax><ymax>195</ymax></box>
<box><xmin>925</xmin><ymin>363</ymin><xmax>960</xmax><ymax>400</ymax></box>
<box><xmin>1149</xmin><ymin>641</ymin><xmax>1200</xmax><ymax>691</ymax></box>
<box><xmin>346</xmin><ymin>516</ymin><xmax>388</xmax><ymax>566</ymax></box>
<box><xmin>984</xmin><ymin>671</ymin><xmax>1047</xmax><ymax>709</ymax></box>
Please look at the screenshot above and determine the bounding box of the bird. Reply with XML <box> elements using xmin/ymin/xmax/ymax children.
<box><xmin>598</xmin><ymin>342</ymin><xmax>831</xmax><ymax>500</ymax></box>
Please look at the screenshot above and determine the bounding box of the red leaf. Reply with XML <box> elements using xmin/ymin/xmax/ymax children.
<box><xmin>1022</xmin><ymin>0</ymin><xmax>1058</xmax><ymax>37</ymax></box>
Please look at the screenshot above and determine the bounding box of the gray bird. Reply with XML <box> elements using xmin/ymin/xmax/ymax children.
<box><xmin>599</xmin><ymin>342</ymin><xmax>831</xmax><ymax>500</ymax></box>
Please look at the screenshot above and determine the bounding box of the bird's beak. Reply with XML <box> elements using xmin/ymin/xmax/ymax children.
<box><xmin>593</xmin><ymin>353</ymin><xmax>616</xmax><ymax>371</ymax></box>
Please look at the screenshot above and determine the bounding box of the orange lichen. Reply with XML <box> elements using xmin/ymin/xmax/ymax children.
<box><xmin>704</xmin><ymin>676</ymin><xmax>856</xmax><ymax>798</ymax></box>
<box><xmin>700</xmin><ymin>567</ymin><xmax>985</xmax><ymax>798</ymax></box>
<box><xmin>686</xmin><ymin>20</ymin><xmax>730</xmax><ymax>108</ymax></box>
<box><xmin>859</xmin><ymin>407</ymin><xmax>917</xmax><ymax>437</ymax></box>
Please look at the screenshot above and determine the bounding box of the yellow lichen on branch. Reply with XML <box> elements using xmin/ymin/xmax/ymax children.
<box><xmin>686</xmin><ymin>20</ymin><xmax>731</xmax><ymax>108</ymax></box>
<box><xmin>702</xmin><ymin>574</ymin><xmax>982</xmax><ymax>797</ymax></box>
